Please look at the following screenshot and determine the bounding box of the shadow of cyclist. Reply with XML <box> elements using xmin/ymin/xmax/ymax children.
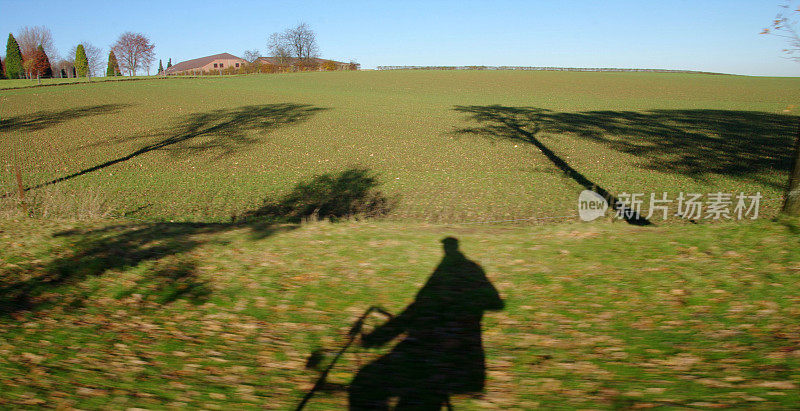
<box><xmin>349</xmin><ymin>237</ymin><xmax>504</xmax><ymax>410</ymax></box>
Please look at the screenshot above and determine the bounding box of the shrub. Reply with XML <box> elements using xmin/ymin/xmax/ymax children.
<box><xmin>321</xmin><ymin>60</ymin><xmax>336</xmax><ymax>71</ymax></box>
<box><xmin>295</xmin><ymin>60</ymin><xmax>319</xmax><ymax>71</ymax></box>
<box><xmin>260</xmin><ymin>64</ymin><xmax>280</xmax><ymax>74</ymax></box>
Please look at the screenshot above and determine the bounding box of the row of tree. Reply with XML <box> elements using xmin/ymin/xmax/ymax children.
<box><xmin>155</xmin><ymin>22</ymin><xmax>342</xmax><ymax>76</ymax></box>
<box><xmin>3</xmin><ymin>23</ymin><xmax>334</xmax><ymax>79</ymax></box>
<box><xmin>1</xmin><ymin>26</ymin><xmax>155</xmax><ymax>80</ymax></box>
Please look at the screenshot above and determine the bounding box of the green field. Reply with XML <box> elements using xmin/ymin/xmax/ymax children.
<box><xmin>1</xmin><ymin>217</ymin><xmax>798</xmax><ymax>409</ymax></box>
<box><xmin>0</xmin><ymin>75</ymin><xmax>170</xmax><ymax>90</ymax></box>
<box><xmin>3</xmin><ymin>70</ymin><xmax>799</xmax><ymax>222</ymax></box>
<box><xmin>2</xmin><ymin>71</ymin><xmax>800</xmax><ymax>409</ymax></box>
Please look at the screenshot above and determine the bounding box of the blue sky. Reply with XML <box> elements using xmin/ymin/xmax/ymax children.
<box><xmin>1</xmin><ymin>0</ymin><xmax>798</xmax><ymax>76</ymax></box>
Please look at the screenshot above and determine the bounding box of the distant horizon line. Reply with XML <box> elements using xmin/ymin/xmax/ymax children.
<box><xmin>372</xmin><ymin>65</ymin><xmax>734</xmax><ymax>75</ymax></box>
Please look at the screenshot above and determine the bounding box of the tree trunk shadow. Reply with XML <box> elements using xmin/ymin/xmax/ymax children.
<box><xmin>4</xmin><ymin>104</ymin><xmax>327</xmax><ymax>197</ymax></box>
<box><xmin>453</xmin><ymin>105</ymin><xmax>652</xmax><ymax>225</ymax></box>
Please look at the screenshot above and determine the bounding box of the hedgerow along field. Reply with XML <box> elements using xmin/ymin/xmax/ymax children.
<box><xmin>2</xmin><ymin>70</ymin><xmax>799</xmax><ymax>223</ymax></box>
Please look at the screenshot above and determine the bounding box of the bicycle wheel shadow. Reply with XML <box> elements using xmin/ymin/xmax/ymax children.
<box><xmin>348</xmin><ymin>237</ymin><xmax>504</xmax><ymax>410</ymax></box>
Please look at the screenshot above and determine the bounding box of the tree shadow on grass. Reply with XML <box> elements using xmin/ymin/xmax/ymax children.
<box><xmin>15</xmin><ymin>103</ymin><xmax>327</xmax><ymax>194</ymax></box>
<box><xmin>454</xmin><ymin>105</ymin><xmax>797</xmax><ymax>188</ymax></box>
<box><xmin>114</xmin><ymin>257</ymin><xmax>211</xmax><ymax>306</ymax></box>
<box><xmin>453</xmin><ymin>105</ymin><xmax>652</xmax><ymax>225</ymax></box>
<box><xmin>0</xmin><ymin>168</ymin><xmax>397</xmax><ymax>316</ymax></box>
<box><xmin>0</xmin><ymin>104</ymin><xmax>131</xmax><ymax>133</ymax></box>
<box><xmin>238</xmin><ymin>168</ymin><xmax>399</xmax><ymax>224</ymax></box>
<box><xmin>542</xmin><ymin>109</ymin><xmax>796</xmax><ymax>184</ymax></box>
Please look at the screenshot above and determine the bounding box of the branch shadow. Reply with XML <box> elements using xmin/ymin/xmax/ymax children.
<box><xmin>0</xmin><ymin>168</ymin><xmax>396</xmax><ymax>316</ymax></box>
<box><xmin>0</xmin><ymin>104</ymin><xmax>131</xmax><ymax>133</ymax></box>
<box><xmin>454</xmin><ymin>105</ymin><xmax>797</xmax><ymax>187</ymax></box>
<box><xmin>114</xmin><ymin>257</ymin><xmax>211</xmax><ymax>306</ymax></box>
<box><xmin>453</xmin><ymin>105</ymin><xmax>652</xmax><ymax>225</ymax></box>
<box><xmin>17</xmin><ymin>103</ymin><xmax>327</xmax><ymax>193</ymax></box>
<box><xmin>539</xmin><ymin>109</ymin><xmax>797</xmax><ymax>184</ymax></box>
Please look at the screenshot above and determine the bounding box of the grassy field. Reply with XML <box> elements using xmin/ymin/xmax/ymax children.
<box><xmin>2</xmin><ymin>71</ymin><xmax>800</xmax><ymax>409</ymax></box>
<box><xmin>0</xmin><ymin>75</ymin><xmax>172</xmax><ymax>90</ymax></box>
<box><xmin>0</xmin><ymin>217</ymin><xmax>798</xmax><ymax>409</ymax></box>
<box><xmin>2</xmin><ymin>70</ymin><xmax>799</xmax><ymax>223</ymax></box>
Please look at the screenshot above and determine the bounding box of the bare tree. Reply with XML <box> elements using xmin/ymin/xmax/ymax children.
<box><xmin>83</xmin><ymin>43</ymin><xmax>104</xmax><ymax>77</ymax></box>
<box><xmin>267</xmin><ymin>23</ymin><xmax>318</xmax><ymax>63</ymax></box>
<box><xmin>17</xmin><ymin>26</ymin><xmax>59</xmax><ymax>78</ymax></box>
<box><xmin>764</xmin><ymin>1</ymin><xmax>800</xmax><ymax>215</ymax></box>
<box><xmin>56</xmin><ymin>59</ymin><xmax>74</xmax><ymax>78</ymax></box>
<box><xmin>17</xmin><ymin>26</ymin><xmax>57</xmax><ymax>61</ymax></box>
<box><xmin>243</xmin><ymin>49</ymin><xmax>261</xmax><ymax>63</ymax></box>
<box><xmin>267</xmin><ymin>32</ymin><xmax>292</xmax><ymax>64</ymax></box>
<box><xmin>763</xmin><ymin>1</ymin><xmax>800</xmax><ymax>61</ymax></box>
<box><xmin>111</xmin><ymin>32</ymin><xmax>155</xmax><ymax>76</ymax></box>
<box><xmin>286</xmin><ymin>22</ymin><xmax>318</xmax><ymax>59</ymax></box>
<box><xmin>141</xmin><ymin>49</ymin><xmax>156</xmax><ymax>75</ymax></box>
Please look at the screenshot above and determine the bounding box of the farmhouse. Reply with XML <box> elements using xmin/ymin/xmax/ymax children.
<box><xmin>164</xmin><ymin>53</ymin><xmax>247</xmax><ymax>75</ymax></box>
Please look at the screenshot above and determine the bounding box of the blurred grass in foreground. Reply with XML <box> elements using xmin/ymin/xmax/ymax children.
<box><xmin>0</xmin><ymin>217</ymin><xmax>798</xmax><ymax>409</ymax></box>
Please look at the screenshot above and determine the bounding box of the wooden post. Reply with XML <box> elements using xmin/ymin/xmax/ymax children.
<box><xmin>14</xmin><ymin>165</ymin><xmax>27</xmax><ymax>216</ymax></box>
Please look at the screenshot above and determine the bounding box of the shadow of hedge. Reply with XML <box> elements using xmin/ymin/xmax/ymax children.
<box><xmin>0</xmin><ymin>168</ymin><xmax>396</xmax><ymax>315</ymax></box>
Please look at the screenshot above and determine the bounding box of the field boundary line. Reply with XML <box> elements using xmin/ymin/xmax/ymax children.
<box><xmin>458</xmin><ymin>214</ymin><xmax>578</xmax><ymax>224</ymax></box>
<box><xmin>0</xmin><ymin>75</ymin><xmax>213</xmax><ymax>91</ymax></box>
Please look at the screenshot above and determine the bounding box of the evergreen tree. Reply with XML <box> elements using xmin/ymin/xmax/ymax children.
<box><xmin>167</xmin><ymin>58</ymin><xmax>172</xmax><ymax>68</ymax></box>
<box><xmin>107</xmin><ymin>50</ymin><xmax>119</xmax><ymax>76</ymax></box>
<box><xmin>158</xmin><ymin>59</ymin><xmax>164</xmax><ymax>74</ymax></box>
<box><xmin>32</xmin><ymin>45</ymin><xmax>52</xmax><ymax>78</ymax></box>
<box><xmin>43</xmin><ymin>47</ymin><xmax>53</xmax><ymax>77</ymax></box>
<box><xmin>106</xmin><ymin>51</ymin><xmax>113</xmax><ymax>76</ymax></box>
<box><xmin>75</xmin><ymin>44</ymin><xmax>88</xmax><ymax>77</ymax></box>
<box><xmin>0</xmin><ymin>58</ymin><xmax>5</xmax><ymax>79</ymax></box>
<box><xmin>5</xmin><ymin>33</ymin><xmax>24</xmax><ymax>79</ymax></box>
